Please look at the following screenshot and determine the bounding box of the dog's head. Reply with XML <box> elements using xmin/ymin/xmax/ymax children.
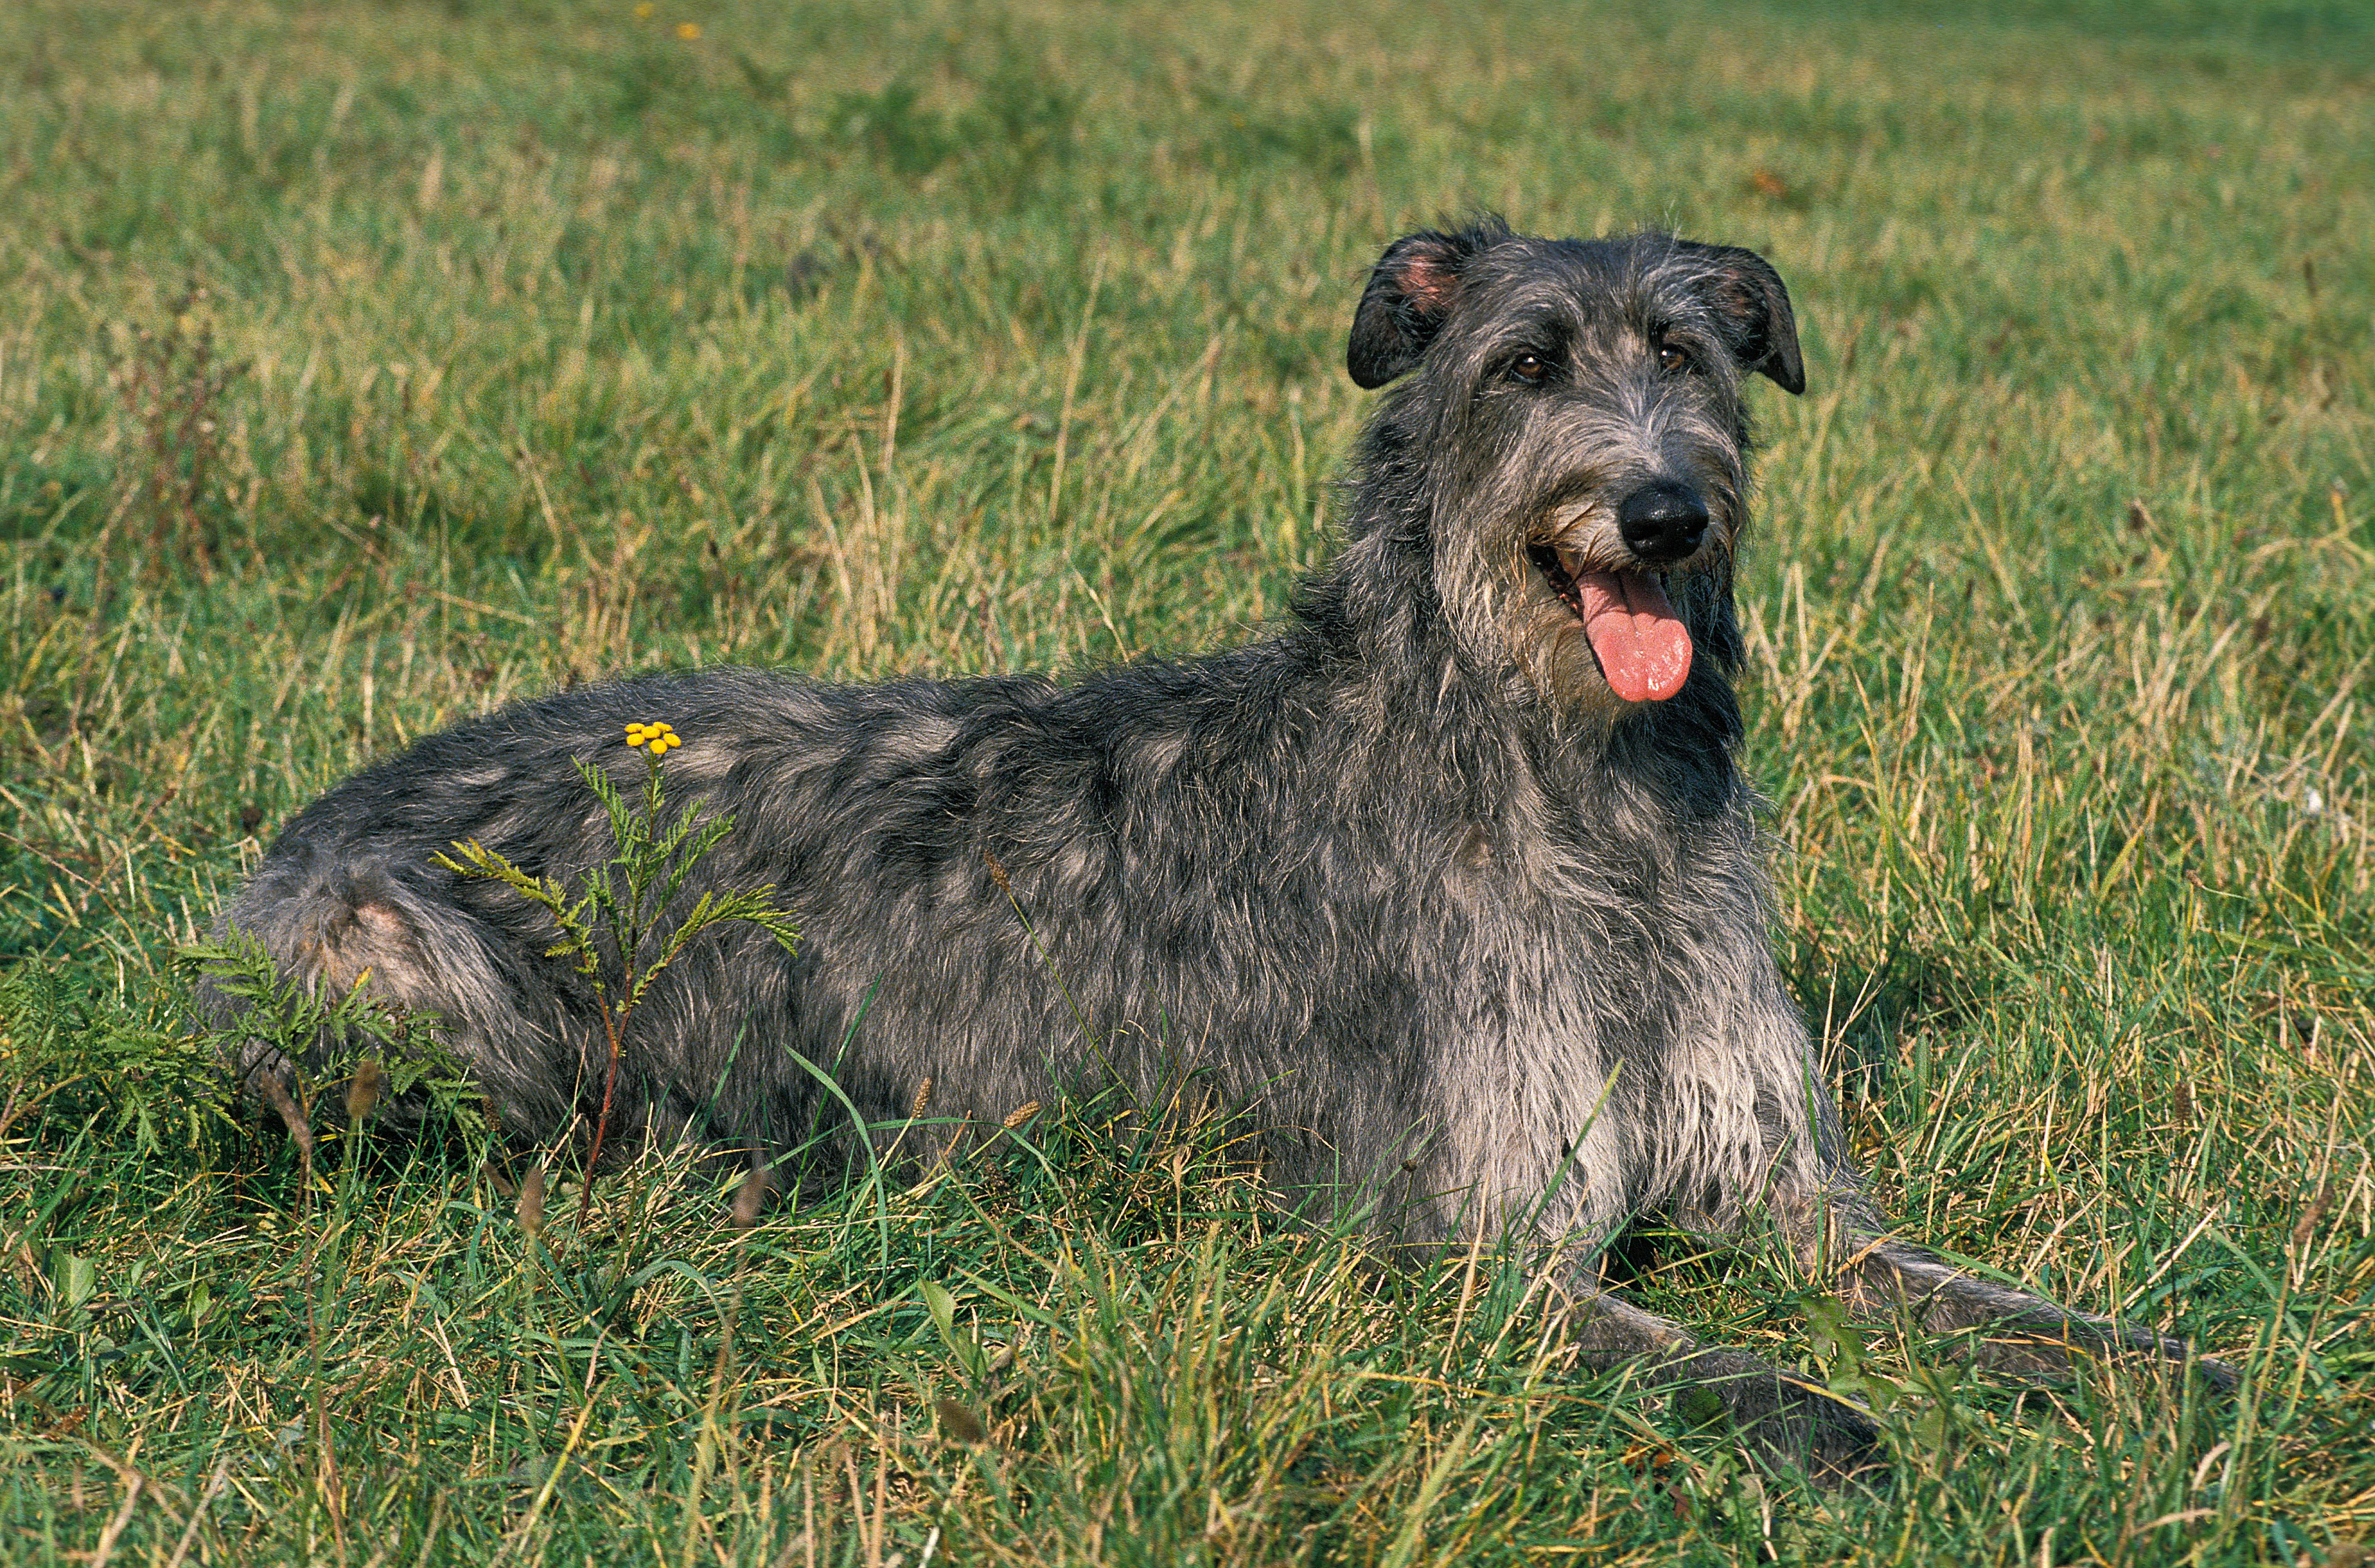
<box><xmin>1342</xmin><ymin>220</ymin><xmax>1804</xmax><ymax>729</ymax></box>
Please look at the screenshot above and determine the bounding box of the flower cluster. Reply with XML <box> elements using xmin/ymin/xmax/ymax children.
<box><xmin>624</xmin><ymin>720</ymin><xmax>681</xmax><ymax>756</ymax></box>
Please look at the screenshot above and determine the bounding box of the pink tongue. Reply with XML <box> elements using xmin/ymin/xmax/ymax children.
<box><xmin>1575</xmin><ymin>571</ymin><xmax>1693</xmax><ymax>703</ymax></box>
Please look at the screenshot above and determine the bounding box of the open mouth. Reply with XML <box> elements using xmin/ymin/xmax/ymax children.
<box><xmin>1528</xmin><ymin>543</ymin><xmax>1694</xmax><ymax>704</ymax></box>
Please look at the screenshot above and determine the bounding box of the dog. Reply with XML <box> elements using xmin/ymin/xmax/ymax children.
<box><xmin>207</xmin><ymin>219</ymin><xmax>2231</xmax><ymax>1472</ymax></box>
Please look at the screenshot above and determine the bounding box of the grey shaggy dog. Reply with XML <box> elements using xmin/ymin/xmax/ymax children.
<box><xmin>209</xmin><ymin>220</ymin><xmax>2230</xmax><ymax>1473</ymax></box>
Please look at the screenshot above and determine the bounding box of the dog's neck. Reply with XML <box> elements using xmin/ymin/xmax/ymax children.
<box><xmin>1283</xmin><ymin>557</ymin><xmax>1745</xmax><ymax>839</ymax></box>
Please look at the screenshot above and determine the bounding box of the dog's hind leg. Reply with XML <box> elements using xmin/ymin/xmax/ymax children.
<box><xmin>206</xmin><ymin>866</ymin><xmax>435</xmax><ymax>1100</ymax></box>
<box><xmin>204</xmin><ymin>845</ymin><xmax>577</xmax><ymax>1139</ymax></box>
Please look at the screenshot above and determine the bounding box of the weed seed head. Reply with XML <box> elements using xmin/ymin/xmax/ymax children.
<box><xmin>259</xmin><ymin>1073</ymin><xmax>316</xmax><ymax>1163</ymax></box>
<box><xmin>345</xmin><ymin>1060</ymin><xmax>383</xmax><ymax>1125</ymax></box>
<box><xmin>732</xmin><ymin>1162</ymin><xmax>768</xmax><ymax>1230</ymax></box>
<box><xmin>518</xmin><ymin>1163</ymin><xmax>548</xmax><ymax>1239</ymax></box>
<box><xmin>934</xmin><ymin>1397</ymin><xmax>989</xmax><ymax>1446</ymax></box>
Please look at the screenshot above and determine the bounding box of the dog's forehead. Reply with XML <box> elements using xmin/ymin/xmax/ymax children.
<box><xmin>1462</xmin><ymin>235</ymin><xmax>1703</xmax><ymax>332</ymax></box>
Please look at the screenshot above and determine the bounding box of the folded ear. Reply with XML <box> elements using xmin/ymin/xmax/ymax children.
<box><xmin>1674</xmin><ymin>242</ymin><xmax>1806</xmax><ymax>395</ymax></box>
<box><xmin>1346</xmin><ymin>219</ymin><xmax>1509</xmax><ymax>389</ymax></box>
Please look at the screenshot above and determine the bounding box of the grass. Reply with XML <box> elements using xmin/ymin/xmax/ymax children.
<box><xmin>1</xmin><ymin>0</ymin><xmax>2371</xmax><ymax>1560</ymax></box>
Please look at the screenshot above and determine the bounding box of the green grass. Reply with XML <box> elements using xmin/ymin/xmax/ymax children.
<box><xmin>3</xmin><ymin>0</ymin><xmax>2372</xmax><ymax>1560</ymax></box>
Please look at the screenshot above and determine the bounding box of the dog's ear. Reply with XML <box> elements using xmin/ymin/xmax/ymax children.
<box><xmin>1346</xmin><ymin>220</ymin><xmax>1508</xmax><ymax>390</ymax></box>
<box><xmin>1675</xmin><ymin>243</ymin><xmax>1805</xmax><ymax>395</ymax></box>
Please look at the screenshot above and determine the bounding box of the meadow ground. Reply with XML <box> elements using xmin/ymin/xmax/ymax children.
<box><xmin>2</xmin><ymin>0</ymin><xmax>2372</xmax><ymax>1561</ymax></box>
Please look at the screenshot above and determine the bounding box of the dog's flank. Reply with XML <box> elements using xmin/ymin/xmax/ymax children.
<box><xmin>206</xmin><ymin>220</ymin><xmax>2231</xmax><ymax>1473</ymax></box>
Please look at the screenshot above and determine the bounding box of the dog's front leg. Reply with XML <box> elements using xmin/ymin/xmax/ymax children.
<box><xmin>1549</xmin><ymin>1264</ymin><xmax>1883</xmax><ymax>1479</ymax></box>
<box><xmin>1771</xmin><ymin>1188</ymin><xmax>2238</xmax><ymax>1388</ymax></box>
<box><xmin>1833</xmin><ymin>1232</ymin><xmax>2240</xmax><ymax>1389</ymax></box>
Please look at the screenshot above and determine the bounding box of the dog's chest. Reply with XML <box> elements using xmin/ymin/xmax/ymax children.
<box><xmin>1431</xmin><ymin>817</ymin><xmax>1801</xmax><ymax>1201</ymax></box>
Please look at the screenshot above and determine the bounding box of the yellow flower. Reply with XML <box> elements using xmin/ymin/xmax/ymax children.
<box><xmin>624</xmin><ymin>721</ymin><xmax>681</xmax><ymax>755</ymax></box>
<box><xmin>633</xmin><ymin>2</ymin><xmax>654</xmax><ymax>16</ymax></box>
<box><xmin>675</xmin><ymin>21</ymin><xmax>701</xmax><ymax>40</ymax></box>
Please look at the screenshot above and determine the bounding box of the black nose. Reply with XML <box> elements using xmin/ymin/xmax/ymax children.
<box><xmin>1616</xmin><ymin>482</ymin><xmax>1709</xmax><ymax>564</ymax></box>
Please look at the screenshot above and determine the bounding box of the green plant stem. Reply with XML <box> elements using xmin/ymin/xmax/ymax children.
<box><xmin>577</xmin><ymin>1003</ymin><xmax>628</xmax><ymax>1233</ymax></box>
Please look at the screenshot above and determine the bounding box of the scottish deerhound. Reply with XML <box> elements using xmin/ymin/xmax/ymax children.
<box><xmin>208</xmin><ymin>220</ymin><xmax>2229</xmax><ymax>1471</ymax></box>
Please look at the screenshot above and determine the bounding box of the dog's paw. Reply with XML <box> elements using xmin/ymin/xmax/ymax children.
<box><xmin>1670</xmin><ymin>1351</ymin><xmax>1883</xmax><ymax>1484</ymax></box>
<box><xmin>2136</xmin><ymin>1342</ymin><xmax>2242</xmax><ymax>1395</ymax></box>
<box><xmin>2188</xmin><ymin>1352</ymin><xmax>2243</xmax><ymax>1393</ymax></box>
<box><xmin>2133</xmin><ymin>1328</ymin><xmax>2242</xmax><ymax>1394</ymax></box>
<box><xmin>1962</xmin><ymin>1317</ymin><xmax>2241</xmax><ymax>1394</ymax></box>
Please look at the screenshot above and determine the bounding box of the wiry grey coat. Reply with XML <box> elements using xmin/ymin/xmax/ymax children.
<box><xmin>209</xmin><ymin>221</ymin><xmax>2230</xmax><ymax>1473</ymax></box>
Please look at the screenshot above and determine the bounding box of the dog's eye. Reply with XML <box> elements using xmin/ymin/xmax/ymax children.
<box><xmin>1656</xmin><ymin>341</ymin><xmax>1690</xmax><ymax>373</ymax></box>
<box><xmin>1508</xmin><ymin>353</ymin><xmax>1549</xmax><ymax>384</ymax></box>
